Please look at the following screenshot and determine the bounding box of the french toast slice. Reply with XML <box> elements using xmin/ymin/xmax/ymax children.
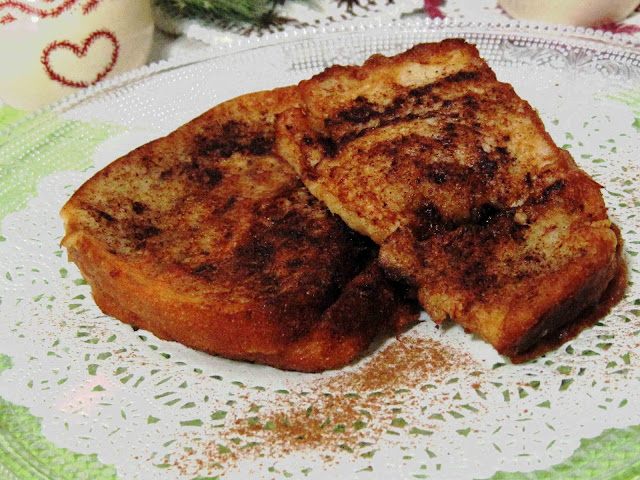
<box><xmin>275</xmin><ymin>39</ymin><xmax>621</xmax><ymax>359</ymax></box>
<box><xmin>380</xmin><ymin>169</ymin><xmax>619</xmax><ymax>358</ymax></box>
<box><xmin>60</xmin><ymin>86</ymin><xmax>418</xmax><ymax>373</ymax></box>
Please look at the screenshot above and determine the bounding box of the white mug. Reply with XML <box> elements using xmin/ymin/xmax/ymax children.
<box><xmin>0</xmin><ymin>0</ymin><xmax>154</xmax><ymax>111</ymax></box>
<box><xmin>498</xmin><ymin>0</ymin><xmax>640</xmax><ymax>27</ymax></box>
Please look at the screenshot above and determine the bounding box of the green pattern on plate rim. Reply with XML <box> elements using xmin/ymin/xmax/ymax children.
<box><xmin>1</xmin><ymin>22</ymin><xmax>640</xmax><ymax>480</ymax></box>
<box><xmin>0</xmin><ymin>105</ymin><xmax>124</xmax><ymax>224</ymax></box>
<box><xmin>0</xmin><ymin>395</ymin><xmax>119</xmax><ymax>480</ymax></box>
<box><xmin>0</xmin><ymin>104</ymin><xmax>124</xmax><ymax>480</ymax></box>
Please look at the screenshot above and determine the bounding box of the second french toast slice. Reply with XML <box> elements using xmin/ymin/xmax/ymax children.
<box><xmin>275</xmin><ymin>39</ymin><xmax>621</xmax><ymax>359</ymax></box>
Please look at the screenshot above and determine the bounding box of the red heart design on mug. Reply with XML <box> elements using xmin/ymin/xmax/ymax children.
<box><xmin>0</xmin><ymin>13</ymin><xmax>16</xmax><ymax>24</ymax></box>
<box><xmin>0</xmin><ymin>0</ymin><xmax>103</xmax><ymax>25</ymax></box>
<box><xmin>0</xmin><ymin>0</ymin><xmax>80</xmax><ymax>20</ymax></box>
<box><xmin>41</xmin><ymin>29</ymin><xmax>119</xmax><ymax>88</ymax></box>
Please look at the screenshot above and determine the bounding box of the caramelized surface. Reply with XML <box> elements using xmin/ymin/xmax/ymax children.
<box><xmin>61</xmin><ymin>87</ymin><xmax>418</xmax><ymax>372</ymax></box>
<box><xmin>276</xmin><ymin>39</ymin><xmax>621</xmax><ymax>358</ymax></box>
<box><xmin>380</xmin><ymin>170</ymin><xmax>618</xmax><ymax>356</ymax></box>
<box><xmin>277</xmin><ymin>39</ymin><xmax>569</xmax><ymax>245</ymax></box>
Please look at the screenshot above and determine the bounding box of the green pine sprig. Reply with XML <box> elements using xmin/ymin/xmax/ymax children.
<box><xmin>154</xmin><ymin>0</ymin><xmax>312</xmax><ymax>25</ymax></box>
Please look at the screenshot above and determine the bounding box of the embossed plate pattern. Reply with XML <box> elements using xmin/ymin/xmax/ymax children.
<box><xmin>1</xmin><ymin>19</ymin><xmax>639</xmax><ymax>480</ymax></box>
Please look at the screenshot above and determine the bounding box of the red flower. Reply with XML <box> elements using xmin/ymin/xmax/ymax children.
<box><xmin>597</xmin><ymin>22</ymin><xmax>640</xmax><ymax>34</ymax></box>
<box><xmin>424</xmin><ymin>0</ymin><xmax>445</xmax><ymax>19</ymax></box>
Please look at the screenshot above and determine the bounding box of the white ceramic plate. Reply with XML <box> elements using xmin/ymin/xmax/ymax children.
<box><xmin>1</xmin><ymin>19</ymin><xmax>640</xmax><ymax>480</ymax></box>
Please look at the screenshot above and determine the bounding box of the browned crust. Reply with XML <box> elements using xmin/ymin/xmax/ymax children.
<box><xmin>67</xmin><ymin>233</ymin><xmax>417</xmax><ymax>372</ymax></box>
<box><xmin>507</xmin><ymin>224</ymin><xmax>626</xmax><ymax>362</ymax></box>
<box><xmin>60</xmin><ymin>86</ymin><xmax>419</xmax><ymax>373</ymax></box>
<box><xmin>275</xmin><ymin>39</ymin><xmax>623</xmax><ymax>361</ymax></box>
<box><xmin>276</xmin><ymin>40</ymin><xmax>574</xmax><ymax>245</ymax></box>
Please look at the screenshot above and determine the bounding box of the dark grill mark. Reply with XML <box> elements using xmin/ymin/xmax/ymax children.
<box><xmin>274</xmin><ymin>225</ymin><xmax>309</xmax><ymax>242</ymax></box>
<box><xmin>462</xmin><ymin>261</ymin><xmax>497</xmax><ymax>290</ymax></box>
<box><xmin>471</xmin><ymin>203</ymin><xmax>501</xmax><ymax>227</ymax></box>
<box><xmin>189</xmin><ymin>158</ymin><xmax>200</xmax><ymax>169</ymax></box>
<box><xmin>248</xmin><ymin>136</ymin><xmax>273</xmax><ymax>156</ymax></box>
<box><xmin>535</xmin><ymin>179</ymin><xmax>566</xmax><ymax>205</ymax></box>
<box><xmin>133</xmin><ymin>225</ymin><xmax>161</xmax><ymax>241</ymax></box>
<box><xmin>336</xmin><ymin>129</ymin><xmax>367</xmax><ymax>150</ymax></box>
<box><xmin>194</xmin><ymin>124</ymin><xmax>274</xmax><ymax>159</ymax></box>
<box><xmin>462</xmin><ymin>94</ymin><xmax>479</xmax><ymax>110</ymax></box>
<box><xmin>509</xmin><ymin>220</ymin><xmax>530</xmax><ymax>242</ymax></box>
<box><xmin>97</xmin><ymin>210</ymin><xmax>114</xmax><ymax>222</ymax></box>
<box><xmin>414</xmin><ymin>203</ymin><xmax>455</xmax><ymax>241</ymax></box>
<box><xmin>286</xmin><ymin>258</ymin><xmax>304</xmax><ymax>268</ymax></box>
<box><xmin>326</xmin><ymin>69</ymin><xmax>489</xmax><ymax>143</ymax></box>
<box><xmin>222</xmin><ymin>120</ymin><xmax>242</xmax><ymax>135</ymax></box>
<box><xmin>408</xmin><ymin>71</ymin><xmax>479</xmax><ymax>100</ymax></box>
<box><xmin>132</xmin><ymin>202</ymin><xmax>146</xmax><ymax>214</ymax></box>
<box><xmin>425</xmin><ymin>164</ymin><xmax>450</xmax><ymax>185</ymax></box>
<box><xmin>494</xmin><ymin>146</ymin><xmax>511</xmax><ymax>164</ymax></box>
<box><xmin>236</xmin><ymin>240</ymin><xmax>275</xmax><ymax>272</ymax></box>
<box><xmin>386</xmin><ymin>96</ymin><xmax>407</xmax><ymax>113</ymax></box>
<box><xmin>525</xmin><ymin>172</ymin><xmax>533</xmax><ymax>188</ymax></box>
<box><xmin>337</xmin><ymin>97</ymin><xmax>380</xmax><ymax>124</ymax></box>
<box><xmin>476</xmin><ymin>153</ymin><xmax>498</xmax><ymax>179</ymax></box>
<box><xmin>317</xmin><ymin>136</ymin><xmax>339</xmax><ymax>158</ymax></box>
<box><xmin>204</xmin><ymin>168</ymin><xmax>223</xmax><ymax>186</ymax></box>
<box><xmin>447</xmin><ymin>71</ymin><xmax>480</xmax><ymax>83</ymax></box>
<box><xmin>195</xmin><ymin>136</ymin><xmax>237</xmax><ymax>158</ymax></box>
<box><xmin>191</xmin><ymin>263</ymin><xmax>218</xmax><ymax>278</ymax></box>
<box><xmin>471</xmin><ymin>205</ymin><xmax>529</xmax><ymax>243</ymax></box>
<box><xmin>408</xmin><ymin>84</ymin><xmax>433</xmax><ymax>99</ymax></box>
<box><xmin>220</xmin><ymin>196</ymin><xmax>236</xmax><ymax>213</ymax></box>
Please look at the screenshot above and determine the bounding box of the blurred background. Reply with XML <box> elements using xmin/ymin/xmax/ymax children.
<box><xmin>1</xmin><ymin>0</ymin><xmax>639</xmax><ymax>115</ymax></box>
